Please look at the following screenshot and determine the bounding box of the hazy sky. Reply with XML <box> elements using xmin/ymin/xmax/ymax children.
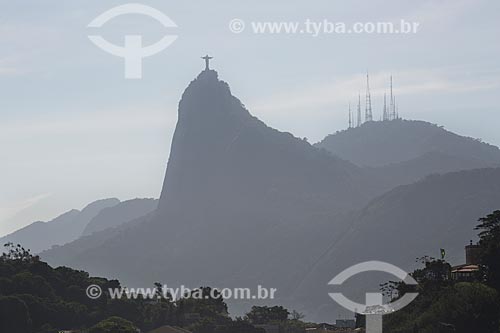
<box><xmin>1</xmin><ymin>0</ymin><xmax>500</xmax><ymax>236</ymax></box>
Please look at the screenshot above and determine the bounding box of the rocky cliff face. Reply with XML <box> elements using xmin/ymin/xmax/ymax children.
<box><xmin>41</xmin><ymin>69</ymin><xmax>500</xmax><ymax>322</ymax></box>
<box><xmin>43</xmin><ymin>70</ymin><xmax>371</xmax><ymax>311</ymax></box>
<box><xmin>159</xmin><ymin>69</ymin><xmax>369</xmax><ymax>218</ymax></box>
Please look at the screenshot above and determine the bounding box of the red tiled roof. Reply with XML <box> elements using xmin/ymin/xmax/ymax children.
<box><xmin>451</xmin><ymin>264</ymin><xmax>479</xmax><ymax>273</ymax></box>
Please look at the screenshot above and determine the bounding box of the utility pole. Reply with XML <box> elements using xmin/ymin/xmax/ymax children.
<box><xmin>357</xmin><ymin>93</ymin><xmax>362</xmax><ymax>127</ymax></box>
<box><xmin>390</xmin><ymin>75</ymin><xmax>396</xmax><ymax>120</ymax></box>
<box><xmin>383</xmin><ymin>93</ymin><xmax>388</xmax><ymax>121</ymax></box>
<box><xmin>365</xmin><ymin>72</ymin><xmax>373</xmax><ymax>122</ymax></box>
<box><xmin>348</xmin><ymin>103</ymin><xmax>352</xmax><ymax>128</ymax></box>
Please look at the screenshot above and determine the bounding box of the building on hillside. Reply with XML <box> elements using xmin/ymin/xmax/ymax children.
<box><xmin>316</xmin><ymin>323</ymin><xmax>336</xmax><ymax>331</ymax></box>
<box><xmin>451</xmin><ymin>241</ymin><xmax>480</xmax><ymax>281</ymax></box>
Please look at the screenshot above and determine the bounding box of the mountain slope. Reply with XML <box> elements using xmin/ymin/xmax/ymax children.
<box><xmin>158</xmin><ymin>69</ymin><xmax>374</xmax><ymax>217</ymax></box>
<box><xmin>291</xmin><ymin>168</ymin><xmax>500</xmax><ymax>321</ymax></box>
<box><xmin>315</xmin><ymin>119</ymin><xmax>500</xmax><ymax>167</ymax></box>
<box><xmin>82</xmin><ymin>198</ymin><xmax>158</xmax><ymax>236</ymax></box>
<box><xmin>366</xmin><ymin>151</ymin><xmax>497</xmax><ymax>187</ymax></box>
<box><xmin>0</xmin><ymin>198</ymin><xmax>119</xmax><ymax>253</ymax></box>
<box><xmin>42</xmin><ymin>69</ymin><xmax>377</xmax><ymax>294</ymax></box>
<box><xmin>41</xmin><ymin>70</ymin><xmax>500</xmax><ymax>322</ymax></box>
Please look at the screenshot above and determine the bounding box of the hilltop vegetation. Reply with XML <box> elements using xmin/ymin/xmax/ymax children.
<box><xmin>0</xmin><ymin>243</ymin><xmax>304</xmax><ymax>333</ymax></box>
<box><xmin>315</xmin><ymin>119</ymin><xmax>500</xmax><ymax>167</ymax></box>
<box><xmin>380</xmin><ymin>210</ymin><xmax>500</xmax><ymax>332</ymax></box>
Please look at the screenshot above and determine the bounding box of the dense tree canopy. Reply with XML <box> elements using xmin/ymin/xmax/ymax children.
<box><xmin>246</xmin><ymin>305</ymin><xmax>290</xmax><ymax>324</ymax></box>
<box><xmin>4</xmin><ymin>209</ymin><xmax>500</xmax><ymax>332</ymax></box>
<box><xmin>476</xmin><ymin>210</ymin><xmax>500</xmax><ymax>290</ymax></box>
<box><xmin>0</xmin><ymin>243</ymin><xmax>279</xmax><ymax>333</ymax></box>
<box><xmin>381</xmin><ymin>210</ymin><xmax>500</xmax><ymax>332</ymax></box>
<box><xmin>89</xmin><ymin>316</ymin><xmax>138</xmax><ymax>333</ymax></box>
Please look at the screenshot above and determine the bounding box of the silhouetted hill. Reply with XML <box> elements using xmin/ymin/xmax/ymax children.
<box><xmin>315</xmin><ymin>120</ymin><xmax>500</xmax><ymax>167</ymax></box>
<box><xmin>0</xmin><ymin>245</ymin><xmax>282</xmax><ymax>332</ymax></box>
<box><xmin>40</xmin><ymin>70</ymin><xmax>500</xmax><ymax>322</ymax></box>
<box><xmin>0</xmin><ymin>198</ymin><xmax>119</xmax><ymax>253</ymax></box>
<box><xmin>291</xmin><ymin>168</ymin><xmax>500</xmax><ymax>321</ymax></box>
<box><xmin>42</xmin><ymin>69</ymin><xmax>378</xmax><ymax>310</ymax></box>
<box><xmin>158</xmin><ymin>69</ymin><xmax>374</xmax><ymax>216</ymax></box>
<box><xmin>351</xmin><ymin>168</ymin><xmax>500</xmax><ymax>264</ymax></box>
<box><xmin>366</xmin><ymin>151</ymin><xmax>496</xmax><ymax>187</ymax></box>
<box><xmin>82</xmin><ymin>198</ymin><xmax>158</xmax><ymax>236</ymax></box>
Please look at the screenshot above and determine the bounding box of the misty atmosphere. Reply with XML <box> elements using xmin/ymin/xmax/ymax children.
<box><xmin>2</xmin><ymin>1</ymin><xmax>500</xmax><ymax>333</ymax></box>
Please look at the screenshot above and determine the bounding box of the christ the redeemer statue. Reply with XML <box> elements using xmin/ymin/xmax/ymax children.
<box><xmin>201</xmin><ymin>54</ymin><xmax>213</xmax><ymax>70</ymax></box>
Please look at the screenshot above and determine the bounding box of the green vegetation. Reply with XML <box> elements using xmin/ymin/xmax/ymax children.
<box><xmin>381</xmin><ymin>210</ymin><xmax>500</xmax><ymax>333</ymax></box>
<box><xmin>245</xmin><ymin>305</ymin><xmax>289</xmax><ymax>324</ymax></box>
<box><xmin>89</xmin><ymin>316</ymin><xmax>138</xmax><ymax>333</ymax></box>
<box><xmin>476</xmin><ymin>210</ymin><xmax>500</xmax><ymax>291</ymax></box>
<box><xmin>3</xmin><ymin>210</ymin><xmax>500</xmax><ymax>332</ymax></box>
<box><xmin>0</xmin><ymin>243</ymin><xmax>306</xmax><ymax>332</ymax></box>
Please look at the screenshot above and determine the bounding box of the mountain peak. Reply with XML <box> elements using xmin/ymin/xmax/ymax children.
<box><xmin>158</xmin><ymin>70</ymin><xmax>253</xmax><ymax>212</ymax></box>
<box><xmin>197</xmin><ymin>68</ymin><xmax>219</xmax><ymax>80</ymax></box>
<box><xmin>177</xmin><ymin>69</ymin><xmax>249</xmax><ymax>122</ymax></box>
<box><xmin>316</xmin><ymin>119</ymin><xmax>500</xmax><ymax>167</ymax></box>
<box><xmin>158</xmin><ymin>69</ymin><xmax>367</xmax><ymax>213</ymax></box>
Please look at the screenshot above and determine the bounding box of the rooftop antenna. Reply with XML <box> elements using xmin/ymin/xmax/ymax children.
<box><xmin>348</xmin><ymin>103</ymin><xmax>352</xmax><ymax>128</ymax></box>
<box><xmin>390</xmin><ymin>75</ymin><xmax>396</xmax><ymax>120</ymax></box>
<box><xmin>357</xmin><ymin>93</ymin><xmax>362</xmax><ymax>127</ymax></box>
<box><xmin>383</xmin><ymin>93</ymin><xmax>388</xmax><ymax>121</ymax></box>
<box><xmin>394</xmin><ymin>96</ymin><xmax>399</xmax><ymax>119</ymax></box>
<box><xmin>395</xmin><ymin>97</ymin><xmax>399</xmax><ymax>119</ymax></box>
<box><xmin>365</xmin><ymin>71</ymin><xmax>373</xmax><ymax>122</ymax></box>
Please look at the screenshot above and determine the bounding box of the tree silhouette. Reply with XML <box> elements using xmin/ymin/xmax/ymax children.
<box><xmin>475</xmin><ymin>210</ymin><xmax>500</xmax><ymax>290</ymax></box>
